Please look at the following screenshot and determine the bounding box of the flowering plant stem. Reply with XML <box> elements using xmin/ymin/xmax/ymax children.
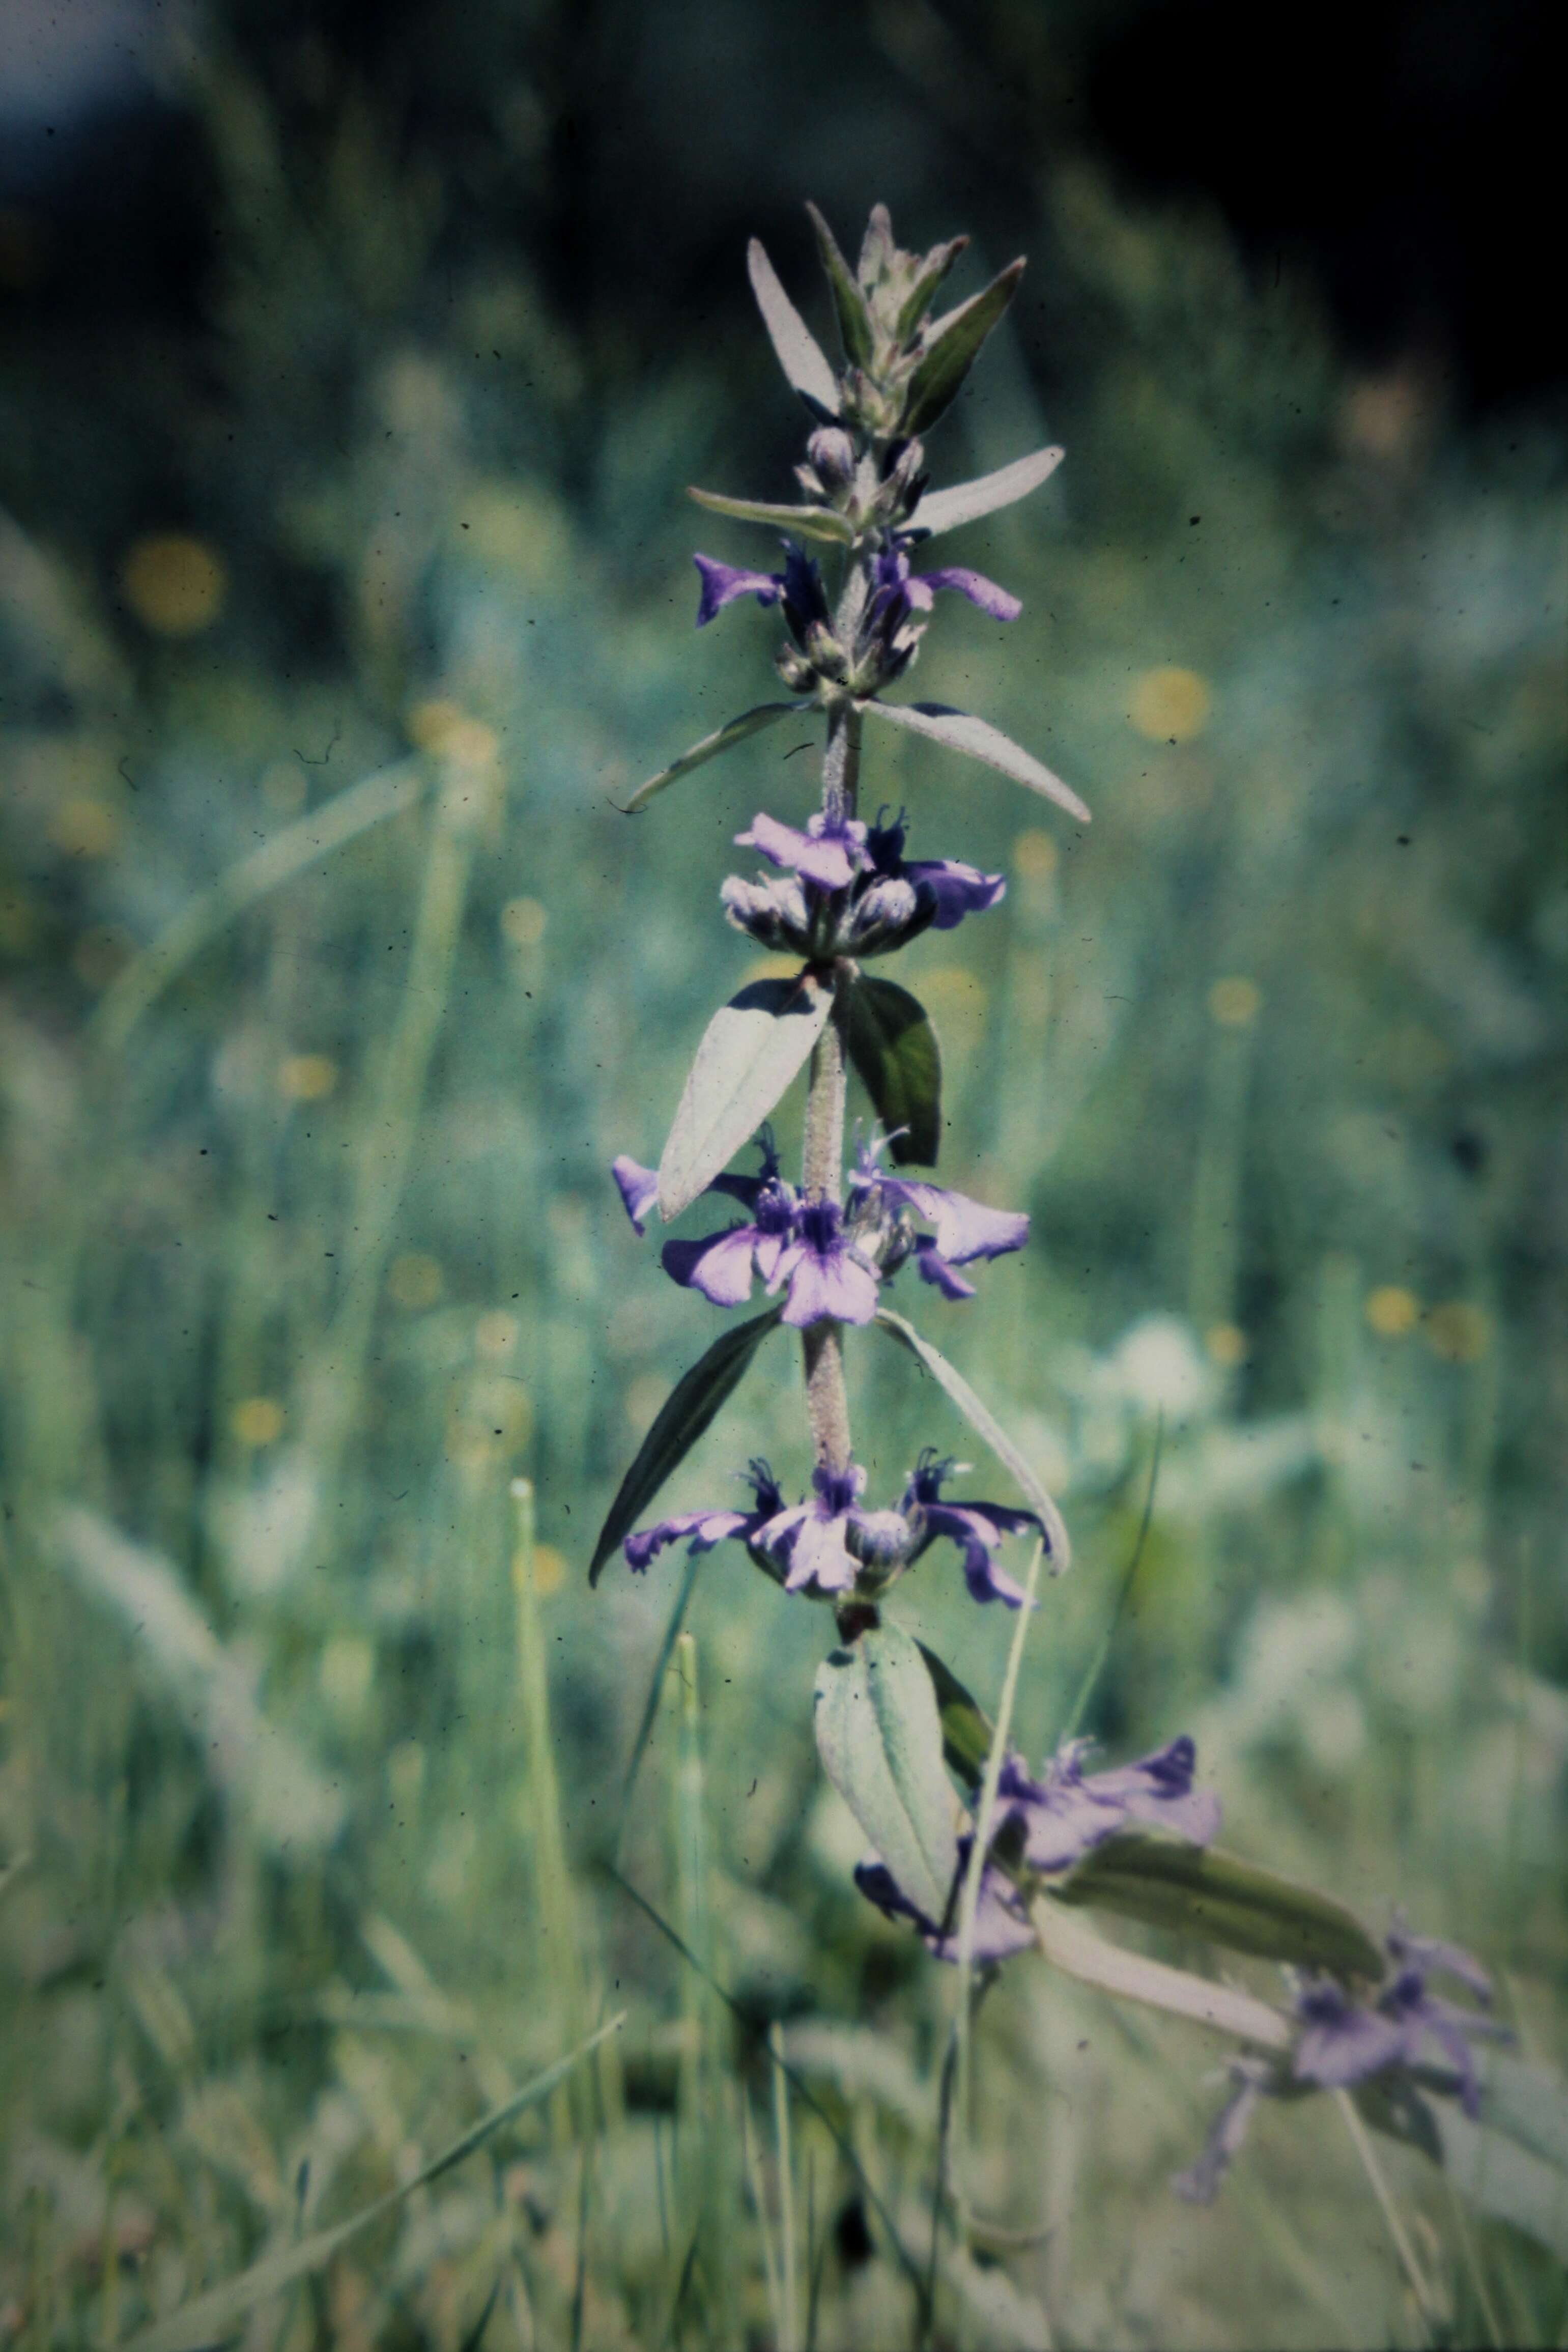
<box><xmin>800</xmin><ymin>699</ymin><xmax>861</xmax><ymax>1476</ymax></box>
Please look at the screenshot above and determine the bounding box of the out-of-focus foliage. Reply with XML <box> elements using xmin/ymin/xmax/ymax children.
<box><xmin>0</xmin><ymin>2</ymin><xmax>1563</xmax><ymax>2344</ymax></box>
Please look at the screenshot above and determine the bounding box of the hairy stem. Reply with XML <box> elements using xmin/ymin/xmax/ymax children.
<box><xmin>800</xmin><ymin>698</ymin><xmax>862</xmax><ymax>1471</ymax></box>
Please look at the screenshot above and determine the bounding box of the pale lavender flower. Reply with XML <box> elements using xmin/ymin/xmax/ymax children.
<box><xmin>863</xmin><ymin>809</ymin><xmax>1006</xmax><ymax>929</ymax></box>
<box><xmin>720</xmin><ymin>805</ymin><xmax>1003</xmax><ymax>960</ymax></box>
<box><xmin>1171</xmin><ymin>2061</ymin><xmax>1276</xmax><ymax>2206</ymax></box>
<box><xmin>901</xmin><ymin>1450</ymin><xmax>1046</xmax><ymax>1605</ymax></box>
<box><xmin>849</xmin><ymin>1135</ymin><xmax>1029</xmax><ymax>1298</ymax></box>
<box><xmin>997</xmin><ymin>1733</ymin><xmax>1222</xmax><ymax>1871</ymax></box>
<box><xmin>861</xmin><ymin>539</ymin><xmax>1021</xmax><ymax>685</ymax></box>
<box><xmin>693</xmin><ymin>541</ymin><xmax>830</xmax><ymax>644</ymax></box>
<box><xmin>766</xmin><ymin>1195</ymin><xmax>881</xmax><ymax>1327</ymax></box>
<box><xmin>621</xmin><ymin>1460</ymin><xmax>874</xmax><ymax>1594</ymax></box>
<box><xmin>752</xmin><ymin>1460</ymin><xmax>875</xmax><ymax>1594</ymax></box>
<box><xmin>737</xmin><ymin>809</ymin><xmax>866</xmax><ymax>890</ymax></box>
<box><xmin>1293</xmin><ymin>1928</ymin><xmax>1505</xmax><ymax>2118</ymax></box>
<box><xmin>854</xmin><ymin>1837</ymin><xmax>1035</xmax><ymax>1964</ymax></box>
<box><xmin>1175</xmin><ymin>1918</ymin><xmax>1507</xmax><ymax>2209</ymax></box>
<box><xmin>624</xmin><ymin>1460</ymin><xmax>787</xmax><ymax>1574</ymax></box>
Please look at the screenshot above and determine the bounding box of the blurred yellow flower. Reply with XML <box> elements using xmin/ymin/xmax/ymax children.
<box><xmin>1012</xmin><ymin>828</ymin><xmax>1059</xmax><ymax>882</ymax></box>
<box><xmin>121</xmin><ymin>533</ymin><xmax>227</xmax><ymax>636</ymax></box>
<box><xmin>388</xmin><ymin>1253</ymin><xmax>444</xmax><ymax>1309</ymax></box>
<box><xmin>1130</xmin><ymin>666</ymin><xmax>1212</xmax><ymax>743</ymax></box>
<box><xmin>1205</xmin><ymin>1322</ymin><xmax>1248</xmax><ymax>1366</ymax></box>
<box><xmin>407</xmin><ymin>699</ymin><xmax>499</xmax><ymax>768</ymax></box>
<box><xmin>501</xmin><ymin>896</ymin><xmax>548</xmax><ymax>949</ymax></box>
<box><xmin>49</xmin><ymin>798</ymin><xmax>120</xmax><ymax>858</ymax></box>
<box><xmin>231</xmin><ymin>1396</ymin><xmax>285</xmax><ymax>1447</ymax></box>
<box><xmin>531</xmin><ymin>1544</ymin><xmax>567</xmax><ymax>1598</ymax></box>
<box><xmin>1365</xmin><ymin>1286</ymin><xmax>1420</xmax><ymax>1338</ymax></box>
<box><xmin>476</xmin><ymin>1310</ymin><xmax>520</xmax><ymax>1360</ymax></box>
<box><xmin>277</xmin><ymin>1053</ymin><xmax>338</xmax><ymax>1102</ymax></box>
<box><xmin>1208</xmin><ymin>976</ymin><xmax>1263</xmax><ymax>1028</ymax></box>
<box><xmin>1425</xmin><ymin>1301</ymin><xmax>1491</xmax><ymax>1364</ymax></box>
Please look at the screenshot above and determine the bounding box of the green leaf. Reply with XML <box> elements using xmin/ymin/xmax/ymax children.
<box><xmin>623</xmin><ymin>702</ymin><xmax>815</xmax><ymax>815</ymax></box>
<box><xmin>916</xmin><ymin>1639</ymin><xmax>993</xmax><ymax>1794</ymax></box>
<box><xmin>121</xmin><ymin>2016</ymin><xmax>625</xmax><ymax>2351</ymax></box>
<box><xmin>746</xmin><ymin>238</ymin><xmax>841</xmax><ymax>417</ymax></box>
<box><xmin>658</xmin><ymin>970</ymin><xmax>833</xmax><ymax>1221</ymax></box>
<box><xmin>1475</xmin><ymin>2052</ymin><xmax>1568</xmax><ymax>2174</ymax></box>
<box><xmin>910</xmin><ymin>445</ymin><xmax>1065</xmax><ymax>540</ymax></box>
<box><xmin>588</xmin><ymin>1310</ymin><xmax>783</xmax><ymax>1584</ymax></box>
<box><xmin>1052</xmin><ymin>1836</ymin><xmax>1385</xmax><ymax>1980</ymax></box>
<box><xmin>814</xmin><ymin>1622</ymin><xmax>959</xmax><ymax>1924</ymax></box>
<box><xmin>844</xmin><ymin>974</ymin><xmax>942</xmax><ymax>1166</ymax></box>
<box><xmin>901</xmin><ymin>259</ymin><xmax>1024</xmax><ymax>437</ymax></box>
<box><xmin>688</xmin><ymin>486</ymin><xmax>853</xmax><ymax>546</ymax></box>
<box><xmin>893</xmin><ymin>237</ymin><xmax>971</xmax><ymax>347</ymax></box>
<box><xmin>862</xmin><ymin>699</ymin><xmax>1091</xmax><ymax>823</ymax></box>
<box><xmin>805</xmin><ymin>202</ymin><xmax>874</xmax><ymax>369</ymax></box>
<box><xmin>873</xmin><ymin>1309</ymin><xmax>1071</xmax><ymax>1567</ymax></box>
<box><xmin>1435</xmin><ymin>2100</ymin><xmax>1568</xmax><ymax>2265</ymax></box>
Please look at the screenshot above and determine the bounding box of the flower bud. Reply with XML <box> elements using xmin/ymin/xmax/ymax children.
<box><xmin>806</xmin><ymin>426</ymin><xmax>857</xmax><ymax>489</ymax></box>
<box><xmin>774</xmin><ymin>644</ymin><xmax>816</xmax><ymax>691</ymax></box>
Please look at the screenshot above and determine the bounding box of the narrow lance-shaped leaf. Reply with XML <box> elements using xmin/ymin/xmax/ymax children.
<box><xmin>688</xmin><ymin>486</ymin><xmax>853</xmax><ymax>546</ymax></box>
<box><xmin>622</xmin><ymin>702</ymin><xmax>815</xmax><ymax>816</ymax></box>
<box><xmin>1434</xmin><ymin>2102</ymin><xmax>1568</xmax><ymax>2266</ymax></box>
<box><xmin>589</xmin><ymin>1310</ymin><xmax>783</xmax><ymax>1583</ymax></box>
<box><xmin>1052</xmin><ymin>1836</ymin><xmax>1385</xmax><ymax>1981</ymax></box>
<box><xmin>659</xmin><ymin>970</ymin><xmax>833</xmax><ymax>1221</ymax></box>
<box><xmin>862</xmin><ymin>698</ymin><xmax>1092</xmax><ymax>824</ymax></box>
<box><xmin>1472</xmin><ymin>2052</ymin><xmax>1568</xmax><ymax>2175</ymax></box>
<box><xmin>901</xmin><ymin>258</ymin><xmax>1025</xmax><ymax>437</ymax></box>
<box><xmin>893</xmin><ymin>236</ymin><xmax>970</xmax><ymax>347</ymax></box>
<box><xmin>844</xmin><ymin>973</ymin><xmax>942</xmax><ymax>1166</ymax></box>
<box><xmin>916</xmin><ymin>1638</ymin><xmax>994</xmax><ymax>1794</ymax></box>
<box><xmin>909</xmin><ymin>445</ymin><xmax>1066</xmax><ymax>540</ymax></box>
<box><xmin>814</xmin><ymin>1622</ymin><xmax>959</xmax><ymax>1925</ymax></box>
<box><xmin>873</xmin><ymin>1308</ymin><xmax>1071</xmax><ymax>1567</ymax></box>
<box><xmin>122</xmin><ymin>2016</ymin><xmax>626</xmax><ymax>2352</ymax></box>
<box><xmin>747</xmin><ymin>237</ymin><xmax>841</xmax><ymax>419</ymax></box>
<box><xmin>805</xmin><ymin>201</ymin><xmax>874</xmax><ymax>369</ymax></box>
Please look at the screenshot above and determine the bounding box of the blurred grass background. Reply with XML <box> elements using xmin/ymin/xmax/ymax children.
<box><xmin>0</xmin><ymin>1</ymin><xmax>1563</xmax><ymax>2343</ymax></box>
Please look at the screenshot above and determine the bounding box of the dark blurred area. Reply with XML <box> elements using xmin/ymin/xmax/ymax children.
<box><xmin>2</xmin><ymin>0</ymin><xmax>1560</xmax><ymax>604</ymax></box>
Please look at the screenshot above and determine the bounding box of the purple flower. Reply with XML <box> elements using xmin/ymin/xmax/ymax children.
<box><xmin>720</xmin><ymin>806</ymin><xmax>1002</xmax><ymax>961</ymax></box>
<box><xmin>863</xmin><ymin>809</ymin><xmax>1006</xmax><ymax>931</ymax></box>
<box><xmin>855</xmin><ymin>1837</ymin><xmax>1035</xmax><ymax>1964</ymax></box>
<box><xmin>611</xmin><ymin>1155</ymin><xmax>660</xmax><ymax>1234</ymax></box>
<box><xmin>736</xmin><ymin>809</ymin><xmax>867</xmax><ymax>891</ymax></box>
<box><xmin>901</xmin><ymin>1450</ymin><xmax>1046</xmax><ymax>1605</ymax></box>
<box><xmin>1171</xmin><ymin>2061</ymin><xmax>1275</xmax><ymax>2206</ymax></box>
<box><xmin>871</xmin><ymin>541</ymin><xmax>1021</xmax><ymax>627</ymax></box>
<box><xmin>995</xmin><ymin>1733</ymin><xmax>1222</xmax><ymax>1868</ymax></box>
<box><xmin>858</xmin><ymin>540</ymin><xmax>1021</xmax><ymax>686</ymax></box>
<box><xmin>766</xmin><ymin>1195</ymin><xmax>881</xmax><ymax>1327</ymax></box>
<box><xmin>751</xmin><ymin>1460</ymin><xmax>873</xmax><ymax>1594</ymax></box>
<box><xmin>1293</xmin><ymin>1926</ymin><xmax>1505</xmax><ymax>2119</ymax></box>
<box><xmin>850</xmin><ymin>1135</ymin><xmax>1029</xmax><ymax>1299</ymax></box>
<box><xmin>613</xmin><ymin>1136</ymin><xmax>805</xmax><ymax>1311</ymax></box>
<box><xmin>632</xmin><ymin>1457</ymin><xmax>912</xmax><ymax>1597</ymax></box>
<box><xmin>693</xmin><ymin>542</ymin><xmax>830</xmax><ymax>646</ymax></box>
<box><xmin>693</xmin><ymin>556</ymin><xmax>783</xmax><ymax>626</ymax></box>
<box><xmin>623</xmin><ymin>1460</ymin><xmax>786</xmax><ymax>1573</ymax></box>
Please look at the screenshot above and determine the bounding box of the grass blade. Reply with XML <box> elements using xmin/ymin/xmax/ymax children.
<box><xmin>120</xmin><ymin>2016</ymin><xmax>625</xmax><ymax>2351</ymax></box>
